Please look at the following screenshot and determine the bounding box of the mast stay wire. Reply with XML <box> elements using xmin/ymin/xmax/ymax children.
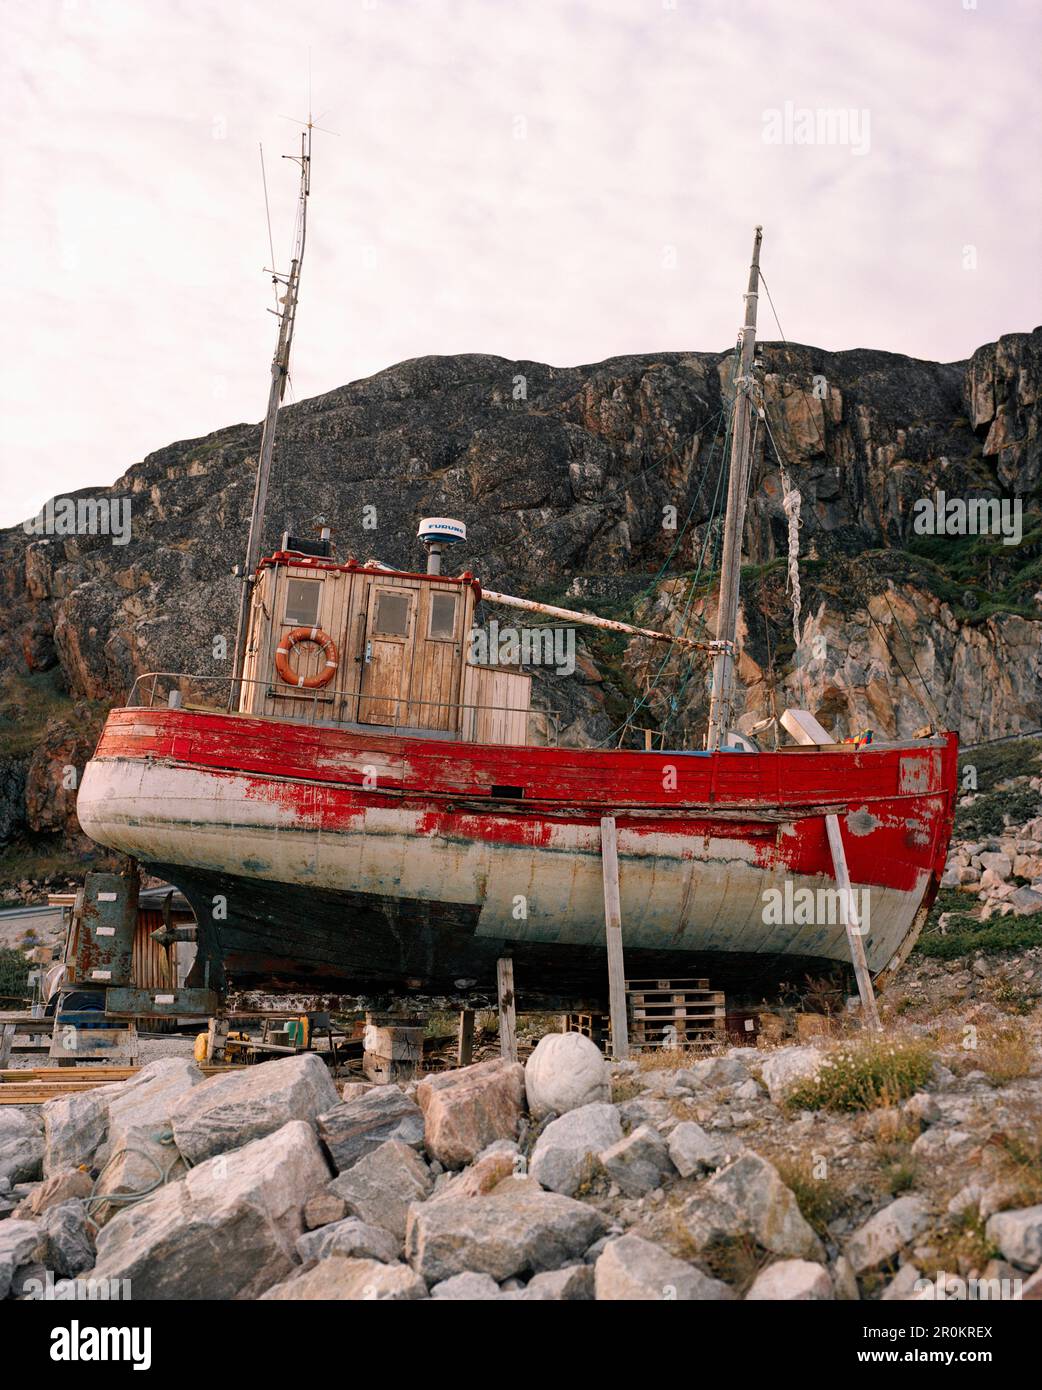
<box><xmin>596</xmin><ymin>353</ymin><xmax>739</xmax><ymax>748</ymax></box>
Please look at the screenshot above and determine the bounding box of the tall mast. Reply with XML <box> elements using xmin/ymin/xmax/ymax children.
<box><xmin>230</xmin><ymin>125</ymin><xmax>312</xmax><ymax>704</ymax></box>
<box><xmin>705</xmin><ymin>225</ymin><xmax>763</xmax><ymax>750</ymax></box>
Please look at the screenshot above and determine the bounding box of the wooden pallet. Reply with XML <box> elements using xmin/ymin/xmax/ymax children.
<box><xmin>625</xmin><ymin>978</ymin><xmax>726</xmax><ymax>1051</ymax></box>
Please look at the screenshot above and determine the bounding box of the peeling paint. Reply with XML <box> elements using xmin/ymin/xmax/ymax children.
<box><xmin>847</xmin><ymin>807</ymin><xmax>880</xmax><ymax>837</ymax></box>
<box><xmin>76</xmin><ymin>707</ymin><xmax>959</xmax><ymax>989</ymax></box>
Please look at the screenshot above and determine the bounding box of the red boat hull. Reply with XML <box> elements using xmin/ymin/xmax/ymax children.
<box><xmin>77</xmin><ymin>708</ymin><xmax>958</xmax><ymax>1000</ymax></box>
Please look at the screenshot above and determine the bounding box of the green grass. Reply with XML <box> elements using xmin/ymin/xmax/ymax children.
<box><xmin>774</xmin><ymin>1156</ymin><xmax>850</xmax><ymax>1238</ymax></box>
<box><xmin>784</xmin><ymin>1038</ymin><xmax>935</xmax><ymax>1113</ymax></box>
<box><xmin>0</xmin><ymin>669</ymin><xmax>75</xmax><ymax>758</ymax></box>
<box><xmin>917</xmin><ymin>918</ymin><xmax>1042</xmax><ymax>960</ymax></box>
<box><xmin>0</xmin><ymin>946</ymin><xmax>30</xmax><ymax>1004</ymax></box>
<box><xmin>955</xmin><ymin>788</ymin><xmax>1041</xmax><ymax>841</ymax></box>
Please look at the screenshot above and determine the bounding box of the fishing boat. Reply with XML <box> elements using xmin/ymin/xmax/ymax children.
<box><xmin>76</xmin><ymin>126</ymin><xmax>958</xmax><ymax>1005</ymax></box>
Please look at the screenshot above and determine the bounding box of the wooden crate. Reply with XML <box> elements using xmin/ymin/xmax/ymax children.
<box><xmin>625</xmin><ymin>978</ymin><xmax>725</xmax><ymax>1051</ymax></box>
<box><xmin>564</xmin><ymin>1012</ymin><xmax>609</xmax><ymax>1046</ymax></box>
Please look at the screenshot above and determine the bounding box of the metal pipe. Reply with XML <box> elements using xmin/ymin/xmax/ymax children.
<box><xmin>480</xmin><ymin>590</ymin><xmax>730</xmax><ymax>653</ymax></box>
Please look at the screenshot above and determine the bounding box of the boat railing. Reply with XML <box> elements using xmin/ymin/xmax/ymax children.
<box><xmin>124</xmin><ymin>672</ymin><xmax>561</xmax><ymax>748</ymax></box>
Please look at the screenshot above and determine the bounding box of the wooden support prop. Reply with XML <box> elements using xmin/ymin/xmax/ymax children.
<box><xmin>824</xmin><ymin>815</ymin><xmax>881</xmax><ymax>1030</ymax></box>
<box><xmin>599</xmin><ymin>815</ymin><xmax>630</xmax><ymax>1060</ymax></box>
<box><xmin>205</xmin><ymin>1016</ymin><xmax>229</xmax><ymax>1064</ymax></box>
<box><xmin>0</xmin><ymin>1024</ymin><xmax>14</xmax><ymax>1069</ymax></box>
<box><xmin>457</xmin><ymin>1009</ymin><xmax>475</xmax><ymax>1067</ymax></box>
<box><xmin>496</xmin><ymin>958</ymin><xmax>517</xmax><ymax>1063</ymax></box>
<box><xmin>779</xmin><ymin>709</ymin><xmax>881</xmax><ymax>1029</ymax></box>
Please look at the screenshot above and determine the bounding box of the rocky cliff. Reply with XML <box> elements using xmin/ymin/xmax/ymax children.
<box><xmin>1</xmin><ymin>327</ymin><xmax>1039</xmax><ymax>877</ymax></box>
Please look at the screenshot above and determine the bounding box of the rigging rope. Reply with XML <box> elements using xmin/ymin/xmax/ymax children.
<box><xmin>779</xmin><ymin>462</ymin><xmax>803</xmax><ymax>647</ymax></box>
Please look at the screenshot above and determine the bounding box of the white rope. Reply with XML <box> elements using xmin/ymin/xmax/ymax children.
<box><xmin>779</xmin><ymin>465</ymin><xmax>802</xmax><ymax>647</ymax></box>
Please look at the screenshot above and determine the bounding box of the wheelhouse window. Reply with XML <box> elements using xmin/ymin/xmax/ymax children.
<box><xmin>428</xmin><ymin>591</ymin><xmax>458</xmax><ymax>640</ymax></box>
<box><xmin>374</xmin><ymin>591</ymin><xmax>410</xmax><ymax>636</ymax></box>
<box><xmin>284</xmin><ymin>578</ymin><xmax>322</xmax><ymax>626</ymax></box>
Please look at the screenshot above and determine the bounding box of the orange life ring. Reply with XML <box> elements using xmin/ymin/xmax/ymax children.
<box><xmin>275</xmin><ymin>626</ymin><xmax>339</xmax><ymax>689</ymax></box>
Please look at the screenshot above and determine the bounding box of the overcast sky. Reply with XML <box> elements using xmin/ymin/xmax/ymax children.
<box><xmin>2</xmin><ymin>0</ymin><xmax>1039</xmax><ymax>528</ymax></box>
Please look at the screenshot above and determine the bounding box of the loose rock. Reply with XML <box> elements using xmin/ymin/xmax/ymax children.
<box><xmin>40</xmin><ymin>1199</ymin><xmax>95</xmax><ymax>1278</ymax></box>
<box><xmin>682</xmin><ymin>1152</ymin><xmax>825</xmax><ymax>1261</ymax></box>
<box><xmin>599</xmin><ymin>1124</ymin><xmax>674</xmax><ymax>1197</ymax></box>
<box><xmin>985</xmin><ymin>1205</ymin><xmax>1042</xmax><ymax>1271</ymax></box>
<box><xmin>13</xmin><ymin>1168</ymin><xmax>92</xmax><ymax>1220</ymax></box>
<box><xmin>88</xmin><ymin>1120</ymin><xmax>331</xmax><ymax>1300</ymax></box>
<box><xmin>295</xmin><ymin>1216</ymin><xmax>399</xmax><ymax>1266</ymax></box>
<box><xmin>522</xmin><ymin>1263</ymin><xmax>594</xmax><ymax>1300</ymax></box>
<box><xmin>328</xmin><ymin>1138</ymin><xmax>433</xmax><ymax>1240</ymax></box>
<box><xmin>845</xmin><ymin>1196</ymin><xmax>931</xmax><ymax>1274</ymax></box>
<box><xmin>667</xmin><ymin>1121</ymin><xmax>739</xmax><ymax>1178</ymax></box>
<box><xmin>417</xmin><ymin>1059</ymin><xmax>525</xmax><ymax>1169</ymax></box>
<box><xmin>430</xmin><ymin>1271</ymin><xmax>503</xmax><ymax>1299</ymax></box>
<box><xmin>42</xmin><ymin>1090</ymin><xmax>110</xmax><ymax>1176</ymax></box>
<box><xmin>0</xmin><ymin>1108</ymin><xmax>44</xmax><ymax>1186</ymax></box>
<box><xmin>746</xmin><ymin>1259</ymin><xmax>833</xmax><ymax>1300</ymax></box>
<box><xmin>760</xmin><ymin>1047</ymin><xmax>825</xmax><ymax>1103</ymax></box>
<box><xmin>594</xmin><ymin>1234</ymin><xmax>732</xmax><ymax>1301</ymax></box>
<box><xmin>525</xmin><ymin>1032</ymin><xmax>609</xmax><ymax>1119</ymax></box>
<box><xmin>0</xmin><ymin>1219</ymin><xmax>43</xmax><ymax>1300</ymax></box>
<box><xmin>317</xmin><ymin>1086</ymin><xmax>425</xmax><ymax>1172</ymax></box>
<box><xmin>529</xmin><ymin>1102</ymin><xmax>623</xmax><ymax>1196</ymax></box>
<box><xmin>405</xmin><ymin>1175</ymin><xmax>604</xmax><ymax>1284</ymax></box>
<box><xmin>262</xmin><ymin>1256</ymin><xmax>427</xmax><ymax>1301</ymax></box>
<box><xmin>169</xmin><ymin>1053</ymin><xmax>340</xmax><ymax>1167</ymax></box>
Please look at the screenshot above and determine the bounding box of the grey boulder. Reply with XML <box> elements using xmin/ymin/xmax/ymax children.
<box><xmin>599</xmin><ymin>1124</ymin><xmax>674</xmax><ymax>1197</ymax></box>
<box><xmin>317</xmin><ymin>1086</ymin><xmax>425</xmax><ymax>1172</ymax></box>
<box><xmin>405</xmin><ymin>1175</ymin><xmax>605</xmax><ymax>1284</ymax></box>
<box><xmin>529</xmin><ymin>1102</ymin><xmax>623</xmax><ymax>1196</ymax></box>
<box><xmin>295</xmin><ymin>1216</ymin><xmax>399</xmax><ymax>1266</ymax></box>
<box><xmin>0</xmin><ymin>1108</ymin><xmax>44</xmax><ymax>1186</ymax></box>
<box><xmin>87</xmin><ymin>1120</ymin><xmax>331</xmax><ymax>1300</ymax></box>
<box><xmin>594</xmin><ymin>1234</ymin><xmax>733</xmax><ymax>1301</ymax></box>
<box><xmin>169</xmin><ymin>1053</ymin><xmax>339</xmax><ymax>1166</ymax></box>
<box><xmin>328</xmin><ymin>1138</ymin><xmax>433</xmax><ymax>1240</ymax></box>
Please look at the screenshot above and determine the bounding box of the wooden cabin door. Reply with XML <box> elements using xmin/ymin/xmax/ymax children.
<box><xmin>408</xmin><ymin>586</ymin><xmax>464</xmax><ymax>730</ymax></box>
<box><xmin>358</xmin><ymin>584</ymin><xmax>416</xmax><ymax>726</ymax></box>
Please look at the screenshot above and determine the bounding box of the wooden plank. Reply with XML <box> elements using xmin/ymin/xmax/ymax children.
<box><xmin>825</xmin><ymin>813</ymin><xmax>882</xmax><ymax>1030</ymax></box>
<box><xmin>457</xmin><ymin>1009</ymin><xmax>475</xmax><ymax>1067</ymax></box>
<box><xmin>600</xmin><ymin>815</ymin><xmax>629</xmax><ymax>1061</ymax></box>
<box><xmin>497</xmin><ymin>958</ymin><xmax>517</xmax><ymax>1064</ymax></box>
